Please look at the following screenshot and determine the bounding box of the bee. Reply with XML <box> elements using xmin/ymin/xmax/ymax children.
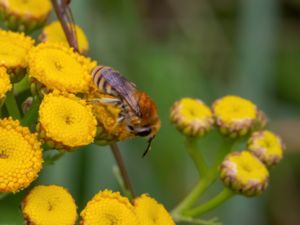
<box><xmin>91</xmin><ymin>66</ymin><xmax>160</xmax><ymax>156</ymax></box>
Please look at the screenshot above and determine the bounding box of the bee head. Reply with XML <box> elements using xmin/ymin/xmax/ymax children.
<box><xmin>127</xmin><ymin>125</ymin><xmax>152</xmax><ymax>137</ymax></box>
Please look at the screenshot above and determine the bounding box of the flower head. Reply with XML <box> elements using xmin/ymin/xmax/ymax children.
<box><xmin>38</xmin><ymin>91</ymin><xmax>97</xmax><ymax>150</ymax></box>
<box><xmin>0</xmin><ymin>67</ymin><xmax>12</xmax><ymax>102</ymax></box>
<box><xmin>0</xmin><ymin>118</ymin><xmax>42</xmax><ymax>193</ymax></box>
<box><xmin>80</xmin><ymin>190</ymin><xmax>139</xmax><ymax>225</ymax></box>
<box><xmin>0</xmin><ymin>29</ymin><xmax>34</xmax><ymax>82</ymax></box>
<box><xmin>248</xmin><ymin>130</ymin><xmax>284</xmax><ymax>166</ymax></box>
<box><xmin>0</xmin><ymin>0</ymin><xmax>52</xmax><ymax>32</ymax></box>
<box><xmin>40</xmin><ymin>21</ymin><xmax>89</xmax><ymax>54</ymax></box>
<box><xmin>170</xmin><ymin>98</ymin><xmax>214</xmax><ymax>137</ymax></box>
<box><xmin>133</xmin><ymin>194</ymin><xmax>175</xmax><ymax>225</ymax></box>
<box><xmin>86</xmin><ymin>85</ymin><xmax>133</xmax><ymax>144</ymax></box>
<box><xmin>28</xmin><ymin>42</ymin><xmax>94</xmax><ymax>94</ymax></box>
<box><xmin>22</xmin><ymin>185</ymin><xmax>77</xmax><ymax>225</ymax></box>
<box><xmin>212</xmin><ymin>95</ymin><xmax>258</xmax><ymax>137</ymax></box>
<box><xmin>220</xmin><ymin>151</ymin><xmax>269</xmax><ymax>196</ymax></box>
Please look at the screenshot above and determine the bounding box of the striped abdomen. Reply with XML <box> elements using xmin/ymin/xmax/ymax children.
<box><xmin>92</xmin><ymin>66</ymin><xmax>118</xmax><ymax>97</ymax></box>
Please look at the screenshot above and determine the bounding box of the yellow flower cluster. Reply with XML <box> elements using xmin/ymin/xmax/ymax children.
<box><xmin>28</xmin><ymin>42</ymin><xmax>94</xmax><ymax>94</ymax></box>
<box><xmin>22</xmin><ymin>185</ymin><xmax>77</xmax><ymax>225</ymax></box>
<box><xmin>170</xmin><ymin>95</ymin><xmax>284</xmax><ymax>196</ymax></box>
<box><xmin>0</xmin><ymin>29</ymin><xmax>34</xmax><ymax>82</ymax></box>
<box><xmin>38</xmin><ymin>91</ymin><xmax>97</xmax><ymax>150</ymax></box>
<box><xmin>0</xmin><ymin>67</ymin><xmax>12</xmax><ymax>103</ymax></box>
<box><xmin>81</xmin><ymin>190</ymin><xmax>175</xmax><ymax>225</ymax></box>
<box><xmin>40</xmin><ymin>21</ymin><xmax>89</xmax><ymax>54</ymax></box>
<box><xmin>0</xmin><ymin>0</ymin><xmax>52</xmax><ymax>32</ymax></box>
<box><xmin>0</xmin><ymin>118</ymin><xmax>42</xmax><ymax>193</ymax></box>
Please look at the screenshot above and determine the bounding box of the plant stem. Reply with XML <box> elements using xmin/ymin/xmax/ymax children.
<box><xmin>173</xmin><ymin>216</ymin><xmax>222</xmax><ymax>225</ymax></box>
<box><xmin>0</xmin><ymin>193</ymin><xmax>9</xmax><ymax>200</ymax></box>
<box><xmin>110</xmin><ymin>143</ymin><xmax>135</xmax><ymax>199</ymax></box>
<box><xmin>185</xmin><ymin>188</ymin><xmax>234</xmax><ymax>217</ymax></box>
<box><xmin>5</xmin><ymin>89</ymin><xmax>21</xmax><ymax>120</ymax></box>
<box><xmin>172</xmin><ymin>174</ymin><xmax>216</xmax><ymax>216</ymax></box>
<box><xmin>186</xmin><ymin>137</ymin><xmax>208</xmax><ymax>176</ymax></box>
<box><xmin>50</xmin><ymin>0</ymin><xmax>79</xmax><ymax>52</ymax></box>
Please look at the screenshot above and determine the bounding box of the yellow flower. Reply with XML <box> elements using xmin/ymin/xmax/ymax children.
<box><xmin>38</xmin><ymin>91</ymin><xmax>97</xmax><ymax>150</ymax></box>
<box><xmin>40</xmin><ymin>21</ymin><xmax>89</xmax><ymax>54</ymax></box>
<box><xmin>22</xmin><ymin>185</ymin><xmax>77</xmax><ymax>225</ymax></box>
<box><xmin>133</xmin><ymin>194</ymin><xmax>175</xmax><ymax>225</ymax></box>
<box><xmin>248</xmin><ymin>130</ymin><xmax>284</xmax><ymax>166</ymax></box>
<box><xmin>0</xmin><ymin>118</ymin><xmax>42</xmax><ymax>193</ymax></box>
<box><xmin>170</xmin><ymin>98</ymin><xmax>214</xmax><ymax>137</ymax></box>
<box><xmin>212</xmin><ymin>95</ymin><xmax>258</xmax><ymax>137</ymax></box>
<box><xmin>86</xmin><ymin>84</ymin><xmax>133</xmax><ymax>145</ymax></box>
<box><xmin>0</xmin><ymin>0</ymin><xmax>52</xmax><ymax>32</ymax></box>
<box><xmin>80</xmin><ymin>190</ymin><xmax>139</xmax><ymax>225</ymax></box>
<box><xmin>220</xmin><ymin>151</ymin><xmax>269</xmax><ymax>196</ymax></box>
<box><xmin>0</xmin><ymin>29</ymin><xmax>34</xmax><ymax>82</ymax></box>
<box><xmin>28</xmin><ymin>42</ymin><xmax>94</xmax><ymax>94</ymax></box>
<box><xmin>0</xmin><ymin>67</ymin><xmax>12</xmax><ymax>103</ymax></box>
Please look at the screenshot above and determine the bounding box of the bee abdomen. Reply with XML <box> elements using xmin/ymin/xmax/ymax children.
<box><xmin>92</xmin><ymin>67</ymin><xmax>118</xmax><ymax>96</ymax></box>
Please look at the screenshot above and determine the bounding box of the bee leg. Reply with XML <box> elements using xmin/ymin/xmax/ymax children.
<box><xmin>117</xmin><ymin>116</ymin><xmax>125</xmax><ymax>123</ymax></box>
<box><xmin>88</xmin><ymin>98</ymin><xmax>121</xmax><ymax>105</ymax></box>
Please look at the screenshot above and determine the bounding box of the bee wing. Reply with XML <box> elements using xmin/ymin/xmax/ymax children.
<box><xmin>102</xmin><ymin>70</ymin><xmax>141</xmax><ymax>115</ymax></box>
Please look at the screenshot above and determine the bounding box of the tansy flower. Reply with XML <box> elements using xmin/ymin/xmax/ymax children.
<box><xmin>40</xmin><ymin>20</ymin><xmax>89</xmax><ymax>54</ymax></box>
<box><xmin>220</xmin><ymin>151</ymin><xmax>269</xmax><ymax>196</ymax></box>
<box><xmin>248</xmin><ymin>130</ymin><xmax>284</xmax><ymax>166</ymax></box>
<box><xmin>0</xmin><ymin>67</ymin><xmax>12</xmax><ymax>104</ymax></box>
<box><xmin>80</xmin><ymin>190</ymin><xmax>139</xmax><ymax>225</ymax></box>
<box><xmin>22</xmin><ymin>185</ymin><xmax>77</xmax><ymax>225</ymax></box>
<box><xmin>170</xmin><ymin>98</ymin><xmax>214</xmax><ymax>137</ymax></box>
<box><xmin>0</xmin><ymin>0</ymin><xmax>52</xmax><ymax>32</ymax></box>
<box><xmin>212</xmin><ymin>95</ymin><xmax>258</xmax><ymax>137</ymax></box>
<box><xmin>133</xmin><ymin>194</ymin><xmax>175</xmax><ymax>225</ymax></box>
<box><xmin>86</xmin><ymin>84</ymin><xmax>133</xmax><ymax>145</ymax></box>
<box><xmin>0</xmin><ymin>29</ymin><xmax>34</xmax><ymax>82</ymax></box>
<box><xmin>28</xmin><ymin>42</ymin><xmax>95</xmax><ymax>94</ymax></box>
<box><xmin>37</xmin><ymin>91</ymin><xmax>97</xmax><ymax>150</ymax></box>
<box><xmin>0</xmin><ymin>118</ymin><xmax>42</xmax><ymax>193</ymax></box>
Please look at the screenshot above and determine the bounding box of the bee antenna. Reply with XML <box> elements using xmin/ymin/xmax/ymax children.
<box><xmin>142</xmin><ymin>136</ymin><xmax>155</xmax><ymax>158</ymax></box>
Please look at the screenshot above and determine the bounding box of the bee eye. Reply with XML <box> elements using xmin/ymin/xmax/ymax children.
<box><xmin>137</xmin><ymin>128</ymin><xmax>151</xmax><ymax>137</ymax></box>
<box><xmin>128</xmin><ymin>125</ymin><xmax>134</xmax><ymax>131</ymax></box>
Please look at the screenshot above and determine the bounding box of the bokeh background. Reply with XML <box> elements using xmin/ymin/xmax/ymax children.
<box><xmin>1</xmin><ymin>0</ymin><xmax>300</xmax><ymax>224</ymax></box>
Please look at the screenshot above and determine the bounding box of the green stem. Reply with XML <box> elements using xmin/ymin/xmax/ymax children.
<box><xmin>5</xmin><ymin>89</ymin><xmax>21</xmax><ymax>120</ymax></box>
<box><xmin>173</xmin><ymin>216</ymin><xmax>222</xmax><ymax>225</ymax></box>
<box><xmin>21</xmin><ymin>96</ymin><xmax>40</xmax><ymax>128</ymax></box>
<box><xmin>0</xmin><ymin>193</ymin><xmax>9</xmax><ymax>200</ymax></box>
<box><xmin>172</xmin><ymin>178</ymin><xmax>214</xmax><ymax>215</ymax></box>
<box><xmin>186</xmin><ymin>137</ymin><xmax>208</xmax><ymax>176</ymax></box>
<box><xmin>185</xmin><ymin>188</ymin><xmax>234</xmax><ymax>217</ymax></box>
<box><xmin>113</xmin><ymin>165</ymin><xmax>132</xmax><ymax>199</ymax></box>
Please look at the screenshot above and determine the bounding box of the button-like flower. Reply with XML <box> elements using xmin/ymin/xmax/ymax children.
<box><xmin>220</xmin><ymin>151</ymin><xmax>269</xmax><ymax>196</ymax></box>
<box><xmin>28</xmin><ymin>42</ymin><xmax>95</xmax><ymax>94</ymax></box>
<box><xmin>22</xmin><ymin>185</ymin><xmax>77</xmax><ymax>225</ymax></box>
<box><xmin>0</xmin><ymin>118</ymin><xmax>42</xmax><ymax>193</ymax></box>
<box><xmin>0</xmin><ymin>0</ymin><xmax>52</xmax><ymax>32</ymax></box>
<box><xmin>37</xmin><ymin>91</ymin><xmax>97</xmax><ymax>150</ymax></box>
<box><xmin>170</xmin><ymin>98</ymin><xmax>214</xmax><ymax>137</ymax></box>
<box><xmin>212</xmin><ymin>95</ymin><xmax>258</xmax><ymax>137</ymax></box>
<box><xmin>0</xmin><ymin>67</ymin><xmax>12</xmax><ymax>105</ymax></box>
<box><xmin>0</xmin><ymin>29</ymin><xmax>34</xmax><ymax>82</ymax></box>
<box><xmin>40</xmin><ymin>21</ymin><xmax>89</xmax><ymax>54</ymax></box>
<box><xmin>248</xmin><ymin>130</ymin><xmax>284</xmax><ymax>166</ymax></box>
<box><xmin>80</xmin><ymin>190</ymin><xmax>139</xmax><ymax>225</ymax></box>
<box><xmin>133</xmin><ymin>194</ymin><xmax>175</xmax><ymax>225</ymax></box>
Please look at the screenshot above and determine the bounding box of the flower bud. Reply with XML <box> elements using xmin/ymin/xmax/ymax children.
<box><xmin>212</xmin><ymin>95</ymin><xmax>258</xmax><ymax>138</ymax></box>
<box><xmin>248</xmin><ymin>130</ymin><xmax>284</xmax><ymax>167</ymax></box>
<box><xmin>220</xmin><ymin>151</ymin><xmax>269</xmax><ymax>196</ymax></box>
<box><xmin>170</xmin><ymin>98</ymin><xmax>214</xmax><ymax>137</ymax></box>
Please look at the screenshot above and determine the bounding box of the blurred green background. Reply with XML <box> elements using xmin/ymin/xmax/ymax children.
<box><xmin>1</xmin><ymin>0</ymin><xmax>300</xmax><ymax>224</ymax></box>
